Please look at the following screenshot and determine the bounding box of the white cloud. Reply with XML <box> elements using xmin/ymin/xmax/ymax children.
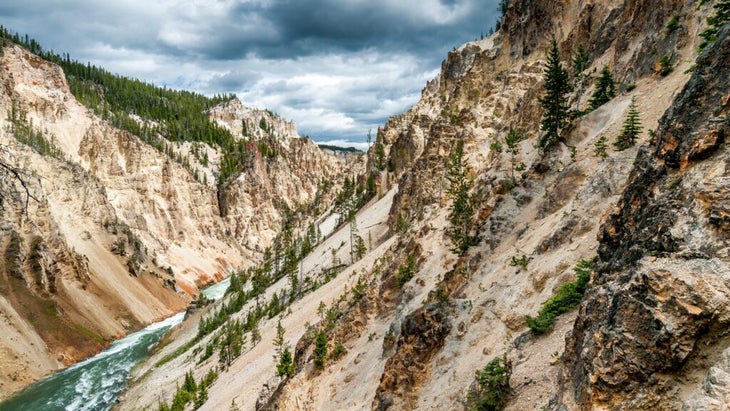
<box><xmin>0</xmin><ymin>0</ymin><xmax>501</xmax><ymax>143</ymax></box>
<box><xmin>316</xmin><ymin>139</ymin><xmax>370</xmax><ymax>151</ymax></box>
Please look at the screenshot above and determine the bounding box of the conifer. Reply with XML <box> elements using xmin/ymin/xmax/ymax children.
<box><xmin>572</xmin><ymin>45</ymin><xmax>590</xmax><ymax>110</ymax></box>
<box><xmin>539</xmin><ymin>40</ymin><xmax>572</xmax><ymax>149</ymax></box>
<box><xmin>588</xmin><ymin>66</ymin><xmax>616</xmax><ymax>111</ymax></box>
<box><xmin>314</xmin><ymin>330</ymin><xmax>328</xmax><ymax>370</ymax></box>
<box><xmin>594</xmin><ymin>135</ymin><xmax>608</xmax><ymax>159</ymax></box>
<box><xmin>614</xmin><ymin>97</ymin><xmax>642</xmax><ymax>150</ymax></box>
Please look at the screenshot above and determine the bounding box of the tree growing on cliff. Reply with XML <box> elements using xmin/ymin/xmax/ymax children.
<box><xmin>504</xmin><ymin>127</ymin><xmax>527</xmax><ymax>184</ymax></box>
<box><xmin>539</xmin><ymin>40</ymin><xmax>573</xmax><ymax>149</ymax></box>
<box><xmin>468</xmin><ymin>353</ymin><xmax>511</xmax><ymax>411</ymax></box>
<box><xmin>588</xmin><ymin>66</ymin><xmax>616</xmax><ymax>111</ymax></box>
<box><xmin>314</xmin><ymin>330</ymin><xmax>328</xmax><ymax>370</ymax></box>
<box><xmin>571</xmin><ymin>44</ymin><xmax>591</xmax><ymax>111</ymax></box>
<box><xmin>700</xmin><ymin>0</ymin><xmax>730</xmax><ymax>50</ymax></box>
<box><xmin>276</xmin><ymin>347</ymin><xmax>295</xmax><ymax>378</ymax></box>
<box><xmin>614</xmin><ymin>97</ymin><xmax>642</xmax><ymax>151</ymax></box>
<box><xmin>446</xmin><ymin>139</ymin><xmax>474</xmax><ymax>255</ymax></box>
<box><xmin>593</xmin><ymin>135</ymin><xmax>609</xmax><ymax>159</ymax></box>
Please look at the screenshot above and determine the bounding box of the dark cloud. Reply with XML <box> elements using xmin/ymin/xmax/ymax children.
<box><xmin>0</xmin><ymin>0</ymin><xmax>500</xmax><ymax>144</ymax></box>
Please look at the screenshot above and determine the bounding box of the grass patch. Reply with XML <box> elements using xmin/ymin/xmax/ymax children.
<box><xmin>525</xmin><ymin>259</ymin><xmax>593</xmax><ymax>334</ymax></box>
<box><xmin>155</xmin><ymin>339</ymin><xmax>197</xmax><ymax>368</ymax></box>
<box><xmin>75</xmin><ymin>324</ymin><xmax>106</xmax><ymax>344</ymax></box>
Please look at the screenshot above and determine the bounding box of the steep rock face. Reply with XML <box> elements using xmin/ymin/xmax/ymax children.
<box><xmin>373</xmin><ymin>303</ymin><xmax>452</xmax><ymax>410</ymax></box>
<box><xmin>565</xmin><ymin>26</ymin><xmax>730</xmax><ymax>410</ymax></box>
<box><xmin>0</xmin><ymin>41</ymin><xmax>346</xmax><ymax>398</ymax></box>
<box><xmin>211</xmin><ymin>98</ymin><xmax>348</xmax><ymax>254</ymax></box>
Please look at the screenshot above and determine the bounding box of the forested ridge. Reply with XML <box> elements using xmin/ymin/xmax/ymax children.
<box><xmin>0</xmin><ymin>26</ymin><xmax>259</xmax><ymax>185</ymax></box>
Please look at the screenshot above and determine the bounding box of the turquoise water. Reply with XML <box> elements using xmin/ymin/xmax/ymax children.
<box><xmin>0</xmin><ymin>277</ymin><xmax>230</xmax><ymax>411</ymax></box>
<box><xmin>201</xmin><ymin>276</ymin><xmax>231</xmax><ymax>301</ymax></box>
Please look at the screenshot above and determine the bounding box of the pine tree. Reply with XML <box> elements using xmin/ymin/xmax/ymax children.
<box><xmin>504</xmin><ymin>127</ymin><xmax>527</xmax><ymax>184</ymax></box>
<box><xmin>273</xmin><ymin>320</ymin><xmax>286</xmax><ymax>355</ymax></box>
<box><xmin>700</xmin><ymin>0</ymin><xmax>730</xmax><ymax>50</ymax></box>
<box><xmin>446</xmin><ymin>139</ymin><xmax>474</xmax><ymax>255</ymax></box>
<box><xmin>314</xmin><ymin>330</ymin><xmax>328</xmax><ymax>370</ymax></box>
<box><xmin>614</xmin><ymin>97</ymin><xmax>642</xmax><ymax>151</ymax></box>
<box><xmin>276</xmin><ymin>347</ymin><xmax>295</xmax><ymax>378</ymax></box>
<box><xmin>588</xmin><ymin>65</ymin><xmax>616</xmax><ymax>111</ymax></box>
<box><xmin>572</xmin><ymin>45</ymin><xmax>591</xmax><ymax>110</ymax></box>
<box><xmin>539</xmin><ymin>40</ymin><xmax>573</xmax><ymax>149</ymax></box>
<box><xmin>593</xmin><ymin>135</ymin><xmax>608</xmax><ymax>159</ymax></box>
<box><xmin>183</xmin><ymin>370</ymin><xmax>197</xmax><ymax>393</ymax></box>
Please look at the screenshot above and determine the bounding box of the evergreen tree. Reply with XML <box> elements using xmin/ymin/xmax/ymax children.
<box><xmin>314</xmin><ymin>330</ymin><xmax>328</xmax><ymax>370</ymax></box>
<box><xmin>276</xmin><ymin>347</ymin><xmax>295</xmax><ymax>378</ymax></box>
<box><xmin>274</xmin><ymin>320</ymin><xmax>285</xmax><ymax>356</ymax></box>
<box><xmin>539</xmin><ymin>40</ymin><xmax>573</xmax><ymax>149</ymax></box>
<box><xmin>183</xmin><ymin>370</ymin><xmax>197</xmax><ymax>393</ymax></box>
<box><xmin>571</xmin><ymin>45</ymin><xmax>591</xmax><ymax>110</ymax></box>
<box><xmin>446</xmin><ymin>139</ymin><xmax>474</xmax><ymax>255</ymax></box>
<box><xmin>700</xmin><ymin>0</ymin><xmax>730</xmax><ymax>50</ymax></box>
<box><xmin>614</xmin><ymin>97</ymin><xmax>642</xmax><ymax>151</ymax></box>
<box><xmin>504</xmin><ymin>127</ymin><xmax>527</xmax><ymax>184</ymax></box>
<box><xmin>593</xmin><ymin>135</ymin><xmax>608</xmax><ymax>159</ymax></box>
<box><xmin>251</xmin><ymin>324</ymin><xmax>261</xmax><ymax>346</ymax></box>
<box><xmin>588</xmin><ymin>65</ymin><xmax>616</xmax><ymax>111</ymax></box>
<box><xmin>374</xmin><ymin>141</ymin><xmax>386</xmax><ymax>171</ymax></box>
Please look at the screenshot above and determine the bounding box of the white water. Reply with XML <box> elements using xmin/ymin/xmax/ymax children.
<box><xmin>0</xmin><ymin>277</ymin><xmax>231</xmax><ymax>411</ymax></box>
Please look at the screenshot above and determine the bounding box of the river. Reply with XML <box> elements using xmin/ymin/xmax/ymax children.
<box><xmin>0</xmin><ymin>277</ymin><xmax>230</xmax><ymax>411</ymax></box>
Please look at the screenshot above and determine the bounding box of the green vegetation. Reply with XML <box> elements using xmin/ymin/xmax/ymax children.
<box><xmin>156</xmin><ymin>368</ymin><xmax>217</xmax><ymax>411</ymax></box>
<box><xmin>334</xmin><ymin>176</ymin><xmax>374</xmax><ymax>226</ymax></box>
<box><xmin>593</xmin><ymin>135</ymin><xmax>609</xmax><ymax>159</ymax></box>
<box><xmin>468</xmin><ymin>354</ymin><xmax>511</xmax><ymax>411</ymax></box>
<box><xmin>571</xmin><ymin>44</ymin><xmax>591</xmax><ymax>110</ymax></box>
<box><xmin>313</xmin><ymin>330</ymin><xmax>328</xmax><ymax>370</ymax></box>
<box><xmin>446</xmin><ymin>139</ymin><xmax>475</xmax><ymax>255</ymax></box>
<box><xmin>5</xmin><ymin>102</ymin><xmax>65</xmax><ymax>161</ymax></box>
<box><xmin>0</xmin><ymin>25</ymin><xmax>261</xmax><ymax>185</ymax></box>
<box><xmin>657</xmin><ymin>55</ymin><xmax>673</xmax><ymax>77</ymax></box>
<box><xmin>699</xmin><ymin>0</ymin><xmax>730</xmax><ymax>51</ymax></box>
<box><xmin>509</xmin><ymin>254</ymin><xmax>528</xmax><ymax>270</ymax></box>
<box><xmin>525</xmin><ymin>259</ymin><xmax>593</xmax><ymax>334</ymax></box>
<box><xmin>503</xmin><ymin>127</ymin><xmax>527</xmax><ymax>184</ymax></box>
<box><xmin>331</xmin><ymin>342</ymin><xmax>347</xmax><ymax>360</ymax></box>
<box><xmin>276</xmin><ymin>347</ymin><xmax>295</xmax><ymax>378</ymax></box>
<box><xmin>396</xmin><ymin>255</ymin><xmax>418</xmax><ymax>286</ymax></box>
<box><xmin>588</xmin><ymin>66</ymin><xmax>616</xmax><ymax>111</ymax></box>
<box><xmin>666</xmin><ymin>15</ymin><xmax>681</xmax><ymax>34</ymax></box>
<box><xmin>274</xmin><ymin>320</ymin><xmax>295</xmax><ymax>378</ymax></box>
<box><xmin>539</xmin><ymin>40</ymin><xmax>573</xmax><ymax>149</ymax></box>
<box><xmin>614</xmin><ymin>97</ymin><xmax>642</xmax><ymax>151</ymax></box>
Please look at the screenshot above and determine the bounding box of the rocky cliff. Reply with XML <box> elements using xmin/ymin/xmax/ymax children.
<box><xmin>0</xmin><ymin>41</ymin><xmax>347</xmax><ymax>399</ymax></box>
<box><xmin>2</xmin><ymin>0</ymin><xmax>727</xmax><ymax>409</ymax></box>
<box><xmin>565</xmin><ymin>25</ymin><xmax>730</xmax><ymax>410</ymax></box>
<box><xmin>117</xmin><ymin>1</ymin><xmax>730</xmax><ymax>410</ymax></box>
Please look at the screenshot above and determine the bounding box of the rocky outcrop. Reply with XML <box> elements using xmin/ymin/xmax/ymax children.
<box><xmin>565</xmin><ymin>26</ymin><xmax>730</xmax><ymax>410</ymax></box>
<box><xmin>0</xmin><ymin>41</ymin><xmax>347</xmax><ymax>399</ymax></box>
<box><xmin>373</xmin><ymin>303</ymin><xmax>452</xmax><ymax>410</ymax></box>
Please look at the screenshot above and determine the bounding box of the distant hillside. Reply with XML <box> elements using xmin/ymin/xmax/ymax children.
<box><xmin>317</xmin><ymin>144</ymin><xmax>364</xmax><ymax>153</ymax></box>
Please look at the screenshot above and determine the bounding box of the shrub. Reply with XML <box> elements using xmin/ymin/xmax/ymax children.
<box><xmin>314</xmin><ymin>330</ymin><xmax>328</xmax><ymax>370</ymax></box>
<box><xmin>657</xmin><ymin>55</ymin><xmax>673</xmax><ymax>77</ymax></box>
<box><xmin>396</xmin><ymin>255</ymin><xmax>417</xmax><ymax>286</ymax></box>
<box><xmin>525</xmin><ymin>259</ymin><xmax>593</xmax><ymax>334</ymax></box>
<box><xmin>666</xmin><ymin>15</ymin><xmax>680</xmax><ymax>34</ymax></box>
<box><xmin>509</xmin><ymin>254</ymin><xmax>528</xmax><ymax>270</ymax></box>
<box><xmin>468</xmin><ymin>354</ymin><xmax>511</xmax><ymax>411</ymax></box>
<box><xmin>332</xmin><ymin>342</ymin><xmax>347</xmax><ymax>360</ymax></box>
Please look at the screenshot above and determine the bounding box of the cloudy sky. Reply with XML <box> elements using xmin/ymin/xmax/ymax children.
<box><xmin>0</xmin><ymin>0</ymin><xmax>500</xmax><ymax>149</ymax></box>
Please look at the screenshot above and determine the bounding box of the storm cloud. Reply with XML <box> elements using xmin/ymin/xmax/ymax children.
<box><xmin>0</xmin><ymin>0</ymin><xmax>500</xmax><ymax>145</ymax></box>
